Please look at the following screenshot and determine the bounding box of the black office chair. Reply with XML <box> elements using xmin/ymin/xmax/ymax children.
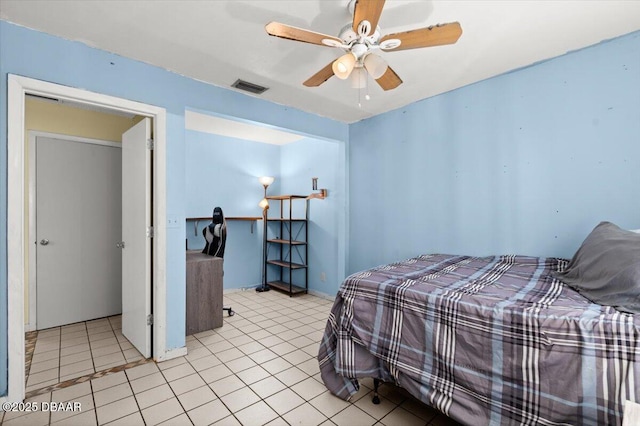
<box><xmin>203</xmin><ymin>207</ymin><xmax>234</xmax><ymax>317</ymax></box>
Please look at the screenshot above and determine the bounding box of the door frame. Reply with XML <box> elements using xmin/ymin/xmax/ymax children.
<box><xmin>6</xmin><ymin>74</ymin><xmax>171</xmax><ymax>403</ymax></box>
<box><xmin>27</xmin><ymin>131</ymin><xmax>122</xmax><ymax>331</ymax></box>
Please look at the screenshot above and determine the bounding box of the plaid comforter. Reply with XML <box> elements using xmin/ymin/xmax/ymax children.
<box><xmin>318</xmin><ymin>254</ymin><xmax>640</xmax><ymax>425</ymax></box>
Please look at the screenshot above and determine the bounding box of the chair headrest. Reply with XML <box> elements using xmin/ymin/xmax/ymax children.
<box><xmin>212</xmin><ymin>206</ymin><xmax>224</xmax><ymax>224</ymax></box>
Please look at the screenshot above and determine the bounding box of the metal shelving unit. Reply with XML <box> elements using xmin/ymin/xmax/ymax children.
<box><xmin>264</xmin><ymin>195</ymin><xmax>308</xmax><ymax>296</ymax></box>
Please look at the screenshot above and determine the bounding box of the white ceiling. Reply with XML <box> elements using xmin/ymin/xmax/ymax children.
<box><xmin>185</xmin><ymin>110</ymin><xmax>305</xmax><ymax>145</ymax></box>
<box><xmin>2</xmin><ymin>1</ymin><xmax>640</xmax><ymax>124</ymax></box>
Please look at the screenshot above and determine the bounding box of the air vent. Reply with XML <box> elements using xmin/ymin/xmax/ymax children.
<box><xmin>231</xmin><ymin>79</ymin><xmax>268</xmax><ymax>95</ymax></box>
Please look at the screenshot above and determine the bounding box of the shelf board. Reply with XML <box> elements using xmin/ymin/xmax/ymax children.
<box><xmin>186</xmin><ymin>216</ymin><xmax>262</xmax><ymax>238</ymax></box>
<box><xmin>187</xmin><ymin>216</ymin><xmax>262</xmax><ymax>221</ymax></box>
<box><xmin>266</xmin><ymin>195</ymin><xmax>308</xmax><ymax>200</ymax></box>
<box><xmin>267</xmin><ymin>281</ymin><xmax>308</xmax><ymax>295</ymax></box>
<box><xmin>267</xmin><ymin>239</ymin><xmax>307</xmax><ymax>245</ymax></box>
<box><xmin>267</xmin><ymin>218</ymin><xmax>307</xmax><ymax>222</ymax></box>
<box><xmin>267</xmin><ymin>260</ymin><xmax>307</xmax><ymax>269</ymax></box>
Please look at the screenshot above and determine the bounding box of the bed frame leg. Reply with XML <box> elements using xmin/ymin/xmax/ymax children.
<box><xmin>372</xmin><ymin>378</ymin><xmax>381</xmax><ymax>405</ymax></box>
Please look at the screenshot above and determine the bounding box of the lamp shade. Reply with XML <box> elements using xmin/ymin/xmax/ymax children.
<box><xmin>258</xmin><ymin>198</ymin><xmax>269</xmax><ymax>209</ymax></box>
<box><xmin>350</xmin><ymin>67</ymin><xmax>367</xmax><ymax>89</ymax></box>
<box><xmin>258</xmin><ymin>176</ymin><xmax>275</xmax><ymax>187</ymax></box>
<box><xmin>332</xmin><ymin>52</ymin><xmax>356</xmax><ymax>80</ymax></box>
<box><xmin>364</xmin><ymin>54</ymin><xmax>388</xmax><ymax>79</ymax></box>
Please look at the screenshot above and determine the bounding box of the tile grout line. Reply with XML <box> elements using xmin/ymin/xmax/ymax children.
<box><xmin>123</xmin><ymin>363</ymin><xmax>144</xmax><ymax>425</ymax></box>
<box><xmin>88</xmin><ymin>370</ymin><xmax>99</xmax><ymax>426</ymax></box>
<box><xmin>87</xmin><ymin>321</ymin><xmax>98</xmax><ymax>377</ymax></box>
<box><xmin>155</xmin><ymin>365</ymin><xmax>190</xmax><ymax>425</ymax></box>
<box><xmin>58</xmin><ymin>326</ymin><xmax>65</xmax><ymax>387</ymax></box>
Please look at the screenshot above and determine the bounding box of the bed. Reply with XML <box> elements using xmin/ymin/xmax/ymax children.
<box><xmin>318</xmin><ymin>223</ymin><xmax>640</xmax><ymax>425</ymax></box>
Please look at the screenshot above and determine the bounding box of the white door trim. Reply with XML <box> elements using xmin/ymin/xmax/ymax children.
<box><xmin>7</xmin><ymin>74</ymin><xmax>169</xmax><ymax>403</ymax></box>
<box><xmin>27</xmin><ymin>131</ymin><xmax>122</xmax><ymax>332</ymax></box>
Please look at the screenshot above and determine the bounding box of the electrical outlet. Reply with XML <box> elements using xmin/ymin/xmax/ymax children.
<box><xmin>320</xmin><ymin>272</ymin><xmax>326</xmax><ymax>282</ymax></box>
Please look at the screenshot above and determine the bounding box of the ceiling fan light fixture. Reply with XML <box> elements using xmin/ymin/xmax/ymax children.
<box><xmin>332</xmin><ymin>52</ymin><xmax>356</xmax><ymax>79</ymax></box>
<box><xmin>364</xmin><ymin>54</ymin><xmax>388</xmax><ymax>79</ymax></box>
<box><xmin>350</xmin><ymin>67</ymin><xmax>367</xmax><ymax>89</ymax></box>
<box><xmin>265</xmin><ymin>3</ymin><xmax>462</xmax><ymax>93</ymax></box>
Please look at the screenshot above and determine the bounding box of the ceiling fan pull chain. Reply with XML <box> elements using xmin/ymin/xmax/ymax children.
<box><xmin>365</xmin><ymin>73</ymin><xmax>371</xmax><ymax>101</ymax></box>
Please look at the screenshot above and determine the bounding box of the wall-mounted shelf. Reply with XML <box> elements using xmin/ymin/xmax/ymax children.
<box><xmin>186</xmin><ymin>216</ymin><xmax>262</xmax><ymax>235</ymax></box>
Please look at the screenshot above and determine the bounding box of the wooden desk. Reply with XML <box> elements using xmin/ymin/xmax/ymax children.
<box><xmin>186</xmin><ymin>251</ymin><xmax>223</xmax><ymax>334</ymax></box>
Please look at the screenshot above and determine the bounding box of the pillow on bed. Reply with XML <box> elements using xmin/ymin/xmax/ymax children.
<box><xmin>555</xmin><ymin>221</ymin><xmax>640</xmax><ymax>314</ymax></box>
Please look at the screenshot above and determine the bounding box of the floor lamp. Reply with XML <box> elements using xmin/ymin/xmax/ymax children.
<box><xmin>256</xmin><ymin>176</ymin><xmax>274</xmax><ymax>292</ymax></box>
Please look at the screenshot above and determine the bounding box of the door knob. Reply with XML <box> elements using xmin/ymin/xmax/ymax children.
<box><xmin>39</xmin><ymin>239</ymin><xmax>49</xmax><ymax>246</ymax></box>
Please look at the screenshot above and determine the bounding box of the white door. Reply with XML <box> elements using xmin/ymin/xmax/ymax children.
<box><xmin>36</xmin><ymin>136</ymin><xmax>122</xmax><ymax>329</ymax></box>
<box><xmin>121</xmin><ymin>118</ymin><xmax>152</xmax><ymax>358</ymax></box>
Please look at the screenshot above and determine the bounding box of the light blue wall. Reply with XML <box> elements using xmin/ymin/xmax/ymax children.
<box><xmin>184</xmin><ymin>130</ymin><xmax>346</xmax><ymax>296</ymax></box>
<box><xmin>280</xmin><ymin>138</ymin><xmax>345</xmax><ymax>295</ymax></box>
<box><xmin>348</xmin><ymin>31</ymin><xmax>640</xmax><ymax>274</ymax></box>
<box><xmin>184</xmin><ymin>128</ymin><xmax>281</xmax><ymax>288</ymax></box>
<box><xmin>0</xmin><ymin>20</ymin><xmax>348</xmax><ymax>396</ymax></box>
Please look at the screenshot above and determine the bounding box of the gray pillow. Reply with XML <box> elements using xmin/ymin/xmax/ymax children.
<box><xmin>555</xmin><ymin>221</ymin><xmax>640</xmax><ymax>314</ymax></box>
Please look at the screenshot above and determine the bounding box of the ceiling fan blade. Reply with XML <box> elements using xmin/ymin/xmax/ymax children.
<box><xmin>266</xmin><ymin>21</ymin><xmax>343</xmax><ymax>47</ymax></box>
<box><xmin>352</xmin><ymin>0</ymin><xmax>386</xmax><ymax>33</ymax></box>
<box><xmin>375</xmin><ymin>66</ymin><xmax>402</xmax><ymax>91</ymax></box>
<box><xmin>381</xmin><ymin>22</ymin><xmax>462</xmax><ymax>51</ymax></box>
<box><xmin>303</xmin><ymin>62</ymin><xmax>335</xmax><ymax>87</ymax></box>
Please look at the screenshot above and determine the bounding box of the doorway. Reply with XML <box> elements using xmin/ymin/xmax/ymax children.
<box><xmin>30</xmin><ymin>133</ymin><xmax>123</xmax><ymax>330</ymax></box>
<box><xmin>7</xmin><ymin>75</ymin><xmax>170</xmax><ymax>403</ymax></box>
<box><xmin>24</xmin><ymin>131</ymin><xmax>141</xmax><ymax>394</ymax></box>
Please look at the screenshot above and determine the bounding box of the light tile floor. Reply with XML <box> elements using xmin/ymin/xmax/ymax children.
<box><xmin>25</xmin><ymin>315</ymin><xmax>144</xmax><ymax>393</ymax></box>
<box><xmin>5</xmin><ymin>290</ymin><xmax>462</xmax><ymax>426</ymax></box>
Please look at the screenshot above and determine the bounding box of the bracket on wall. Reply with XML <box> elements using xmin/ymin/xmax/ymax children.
<box><xmin>308</xmin><ymin>177</ymin><xmax>328</xmax><ymax>200</ymax></box>
<box><xmin>307</xmin><ymin>189</ymin><xmax>328</xmax><ymax>200</ymax></box>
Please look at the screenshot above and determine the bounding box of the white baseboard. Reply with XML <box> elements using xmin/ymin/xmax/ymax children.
<box><xmin>223</xmin><ymin>287</ymin><xmax>251</xmax><ymax>294</ymax></box>
<box><xmin>223</xmin><ymin>286</ymin><xmax>336</xmax><ymax>301</ymax></box>
<box><xmin>156</xmin><ymin>346</ymin><xmax>188</xmax><ymax>362</ymax></box>
<box><xmin>308</xmin><ymin>289</ymin><xmax>336</xmax><ymax>301</ymax></box>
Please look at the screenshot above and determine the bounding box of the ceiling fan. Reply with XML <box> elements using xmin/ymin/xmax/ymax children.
<box><xmin>265</xmin><ymin>0</ymin><xmax>462</xmax><ymax>91</ymax></box>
